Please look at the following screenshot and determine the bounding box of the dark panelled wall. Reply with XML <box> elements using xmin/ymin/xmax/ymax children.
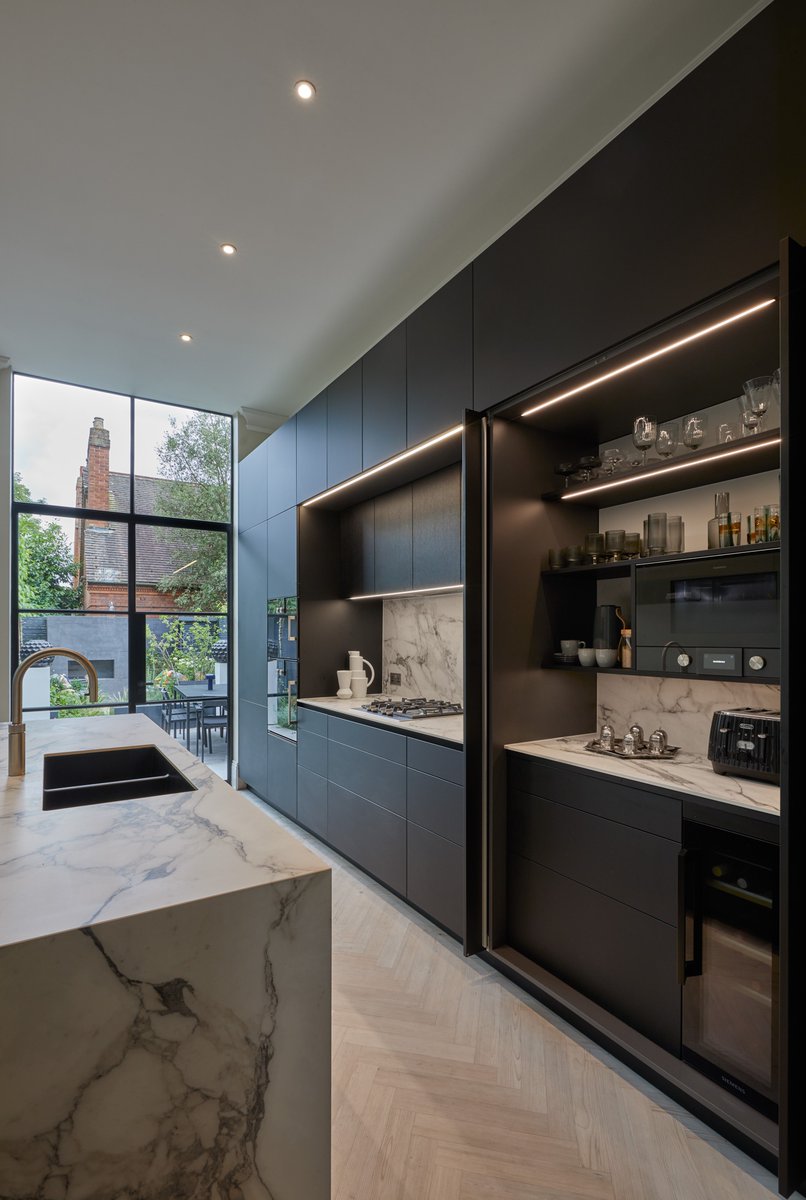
<box><xmin>474</xmin><ymin>1</ymin><xmax>804</xmax><ymax>412</ymax></box>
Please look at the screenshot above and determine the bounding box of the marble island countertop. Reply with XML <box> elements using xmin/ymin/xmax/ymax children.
<box><xmin>505</xmin><ymin>733</ymin><xmax>780</xmax><ymax>818</ymax></box>
<box><xmin>299</xmin><ymin>695</ymin><xmax>464</xmax><ymax>746</ymax></box>
<box><xmin>0</xmin><ymin>713</ymin><xmax>327</xmax><ymax>948</ymax></box>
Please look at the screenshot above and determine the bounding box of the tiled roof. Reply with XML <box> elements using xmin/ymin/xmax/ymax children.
<box><xmin>83</xmin><ymin>472</ymin><xmax>189</xmax><ymax>586</ymax></box>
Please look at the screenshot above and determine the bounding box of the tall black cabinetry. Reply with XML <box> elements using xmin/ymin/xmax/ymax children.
<box><xmin>362</xmin><ymin>323</ymin><xmax>406</xmax><ymax>469</ymax></box>
<box><xmin>406</xmin><ymin>267</ymin><xmax>472</xmax><ymax>445</ymax></box>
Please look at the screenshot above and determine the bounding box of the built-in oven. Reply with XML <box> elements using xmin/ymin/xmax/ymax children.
<box><xmin>681</xmin><ymin>822</ymin><xmax>778</xmax><ymax>1118</ymax></box>
<box><xmin>635</xmin><ymin>548</ymin><xmax>779</xmax><ymax>677</ymax></box>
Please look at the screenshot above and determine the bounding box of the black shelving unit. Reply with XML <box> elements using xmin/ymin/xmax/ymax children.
<box><xmin>542</xmin><ymin>541</ymin><xmax>780</xmax><ymax>578</ymax></box>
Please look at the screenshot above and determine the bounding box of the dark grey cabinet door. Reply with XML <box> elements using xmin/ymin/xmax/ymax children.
<box><xmin>239</xmin><ymin>699</ymin><xmax>268</xmax><ymax>799</ymax></box>
<box><xmin>362</xmin><ymin>324</ymin><xmax>406</xmax><ymax>469</ymax></box>
<box><xmin>267</xmin><ymin>507</ymin><xmax>297</xmax><ymax>600</ymax></box>
<box><xmin>408</xmin><ymin>823</ymin><xmax>464</xmax><ymax>936</ymax></box>
<box><xmin>406</xmin><ymin>267</ymin><xmax>472</xmax><ymax>447</ymax></box>
<box><xmin>373</xmin><ymin>486</ymin><xmax>412</xmax><ymax>593</ymax></box>
<box><xmin>266</xmin><ymin>416</ymin><xmax>297</xmax><ymax>518</ymax></box>
<box><xmin>340</xmin><ymin>500</ymin><xmax>375</xmax><ymax>596</ymax></box>
<box><xmin>296</xmin><ymin>391</ymin><xmax>327</xmax><ymax>504</ymax></box>
<box><xmin>507</xmin><ymin>853</ymin><xmax>680</xmax><ymax>1054</ymax></box>
<box><xmin>298</xmin><ymin>766</ymin><xmax>327</xmax><ymax>838</ymax></box>
<box><xmin>412</xmin><ymin>466</ymin><xmax>461</xmax><ymax>589</ymax></box>
<box><xmin>327</xmin><ymin>361</ymin><xmax>363</xmax><ymax>487</ymax></box>
<box><xmin>237</xmin><ymin>521</ymin><xmax>267</xmax><ymax>706</ymax></box>
<box><xmin>266</xmin><ymin>731</ymin><xmax>297</xmax><ymax>819</ymax></box>
<box><xmin>327</xmin><ymin>781</ymin><xmax>406</xmax><ymax>894</ymax></box>
<box><xmin>238</xmin><ymin>440</ymin><xmax>268</xmax><ymax>532</ymax></box>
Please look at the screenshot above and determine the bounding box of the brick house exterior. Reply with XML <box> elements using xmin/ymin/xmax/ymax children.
<box><xmin>74</xmin><ymin>418</ymin><xmax>185</xmax><ymax>612</ymax></box>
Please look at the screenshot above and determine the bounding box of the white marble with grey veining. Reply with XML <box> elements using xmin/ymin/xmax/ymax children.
<box><xmin>0</xmin><ymin>714</ymin><xmax>330</xmax><ymax>1199</ymax></box>
<box><xmin>382</xmin><ymin>591</ymin><xmax>463</xmax><ymax>703</ymax></box>
<box><xmin>299</xmin><ymin>695</ymin><xmax>464</xmax><ymax>746</ymax></box>
<box><xmin>506</xmin><ymin>733</ymin><xmax>779</xmax><ymax>816</ymax></box>
<box><xmin>597</xmin><ymin>674</ymin><xmax>781</xmax><ymax>759</ymax></box>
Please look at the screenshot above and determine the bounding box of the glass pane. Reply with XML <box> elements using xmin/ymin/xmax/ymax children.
<box><xmin>134</xmin><ymin>399</ymin><xmax>231</xmax><ymax>521</ymax></box>
<box><xmin>18</xmin><ymin>511</ymin><xmax>129</xmax><ymax>613</ymax></box>
<box><xmin>13</xmin><ymin>376</ymin><xmax>130</xmax><ymax>512</ymax></box>
<box><xmin>136</xmin><ymin>525</ymin><xmax>228</xmax><ymax>613</ymax></box>
<box><xmin>135</xmin><ymin>701</ymin><xmax>229</xmax><ymax>782</ymax></box>
<box><xmin>143</xmin><ymin>613</ymin><xmax>228</xmax><ymax>700</ymax></box>
<box><xmin>18</xmin><ymin>613</ymin><xmax>129</xmax><ymax>718</ymax></box>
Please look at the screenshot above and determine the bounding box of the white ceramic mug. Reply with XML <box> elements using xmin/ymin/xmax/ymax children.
<box><xmin>595</xmin><ymin>648</ymin><xmax>618</xmax><ymax>668</ymax></box>
<box><xmin>578</xmin><ymin>648</ymin><xmax>596</xmax><ymax>667</ymax></box>
<box><xmin>350</xmin><ymin>672</ymin><xmax>368</xmax><ymax>699</ymax></box>
<box><xmin>560</xmin><ymin>639</ymin><xmax>586</xmax><ymax>656</ymax></box>
<box><xmin>336</xmin><ymin>669</ymin><xmax>353</xmax><ymax>699</ymax></box>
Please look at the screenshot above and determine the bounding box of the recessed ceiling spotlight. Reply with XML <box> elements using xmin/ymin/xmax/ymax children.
<box><xmin>219</xmin><ymin>243</ymin><xmax>237</xmax><ymax>256</ymax></box>
<box><xmin>294</xmin><ymin>80</ymin><xmax>316</xmax><ymax>101</ymax></box>
<box><xmin>179</xmin><ymin>332</ymin><xmax>193</xmax><ymax>343</ymax></box>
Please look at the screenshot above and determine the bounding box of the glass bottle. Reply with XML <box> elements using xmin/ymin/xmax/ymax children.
<box><xmin>708</xmin><ymin>492</ymin><xmax>730</xmax><ymax>550</ymax></box>
<box><xmin>618</xmin><ymin>629</ymin><xmax>633</xmax><ymax>669</ymax></box>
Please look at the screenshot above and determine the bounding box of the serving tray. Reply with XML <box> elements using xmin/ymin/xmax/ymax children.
<box><xmin>584</xmin><ymin>738</ymin><xmax>680</xmax><ymax>760</ymax></box>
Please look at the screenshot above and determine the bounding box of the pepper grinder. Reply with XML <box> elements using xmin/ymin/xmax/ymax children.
<box><xmin>599</xmin><ymin>723</ymin><xmax>615</xmax><ymax>750</ymax></box>
<box><xmin>649</xmin><ymin>728</ymin><xmax>669</xmax><ymax>756</ymax></box>
<box><xmin>628</xmin><ymin>723</ymin><xmax>645</xmax><ymax>748</ymax></box>
<box><xmin>622</xmin><ymin>731</ymin><xmax>637</xmax><ymax>756</ymax></box>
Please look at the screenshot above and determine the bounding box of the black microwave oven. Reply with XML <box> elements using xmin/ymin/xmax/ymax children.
<box><xmin>634</xmin><ymin>548</ymin><xmax>780</xmax><ymax>678</ymax></box>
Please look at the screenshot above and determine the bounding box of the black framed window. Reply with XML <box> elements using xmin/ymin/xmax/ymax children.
<box><xmin>11</xmin><ymin>375</ymin><xmax>233</xmax><ymax>779</ymax></box>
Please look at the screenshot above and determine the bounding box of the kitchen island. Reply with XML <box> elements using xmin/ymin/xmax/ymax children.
<box><xmin>0</xmin><ymin>714</ymin><xmax>330</xmax><ymax>1199</ymax></box>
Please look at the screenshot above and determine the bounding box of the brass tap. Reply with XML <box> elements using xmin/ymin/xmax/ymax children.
<box><xmin>8</xmin><ymin>649</ymin><xmax>99</xmax><ymax>777</ymax></box>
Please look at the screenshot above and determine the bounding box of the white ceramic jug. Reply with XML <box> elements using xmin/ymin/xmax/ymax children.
<box><xmin>347</xmin><ymin>650</ymin><xmax>375</xmax><ymax>688</ymax></box>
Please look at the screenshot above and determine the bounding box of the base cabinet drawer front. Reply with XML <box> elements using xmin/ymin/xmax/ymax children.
<box><xmin>297</xmin><ymin>767</ymin><xmax>327</xmax><ymax>838</ymax></box>
<box><xmin>407</xmin><ymin>823</ymin><xmax>464</xmax><ymax>936</ymax></box>
<box><xmin>508</xmin><ymin>755</ymin><xmax>681</xmax><ymax>842</ymax></box>
<box><xmin>298</xmin><ymin>728</ymin><xmax>328</xmax><ymax>777</ymax></box>
<box><xmin>266</xmin><ymin>732</ymin><xmax>297</xmax><ymax>820</ymax></box>
<box><xmin>507</xmin><ymin>854</ymin><xmax>681</xmax><ymax>1055</ymax></box>
<box><xmin>328</xmin><ymin>782</ymin><xmax>406</xmax><ymax>894</ymax></box>
<box><xmin>328</xmin><ymin>739</ymin><xmax>406</xmax><ymax>817</ymax></box>
<box><xmin>327</xmin><ymin>714</ymin><xmax>406</xmax><ymax>763</ymax></box>
<box><xmin>407</xmin><ymin>737</ymin><xmax>464</xmax><ymax>785</ymax></box>
<box><xmin>407</xmin><ymin>769</ymin><xmax>465</xmax><ymax>847</ymax></box>
<box><xmin>297</xmin><ymin>706</ymin><xmax>329</xmax><ymax>737</ymax></box>
<box><xmin>508</xmin><ymin>790</ymin><xmax>678</xmax><ymax>924</ymax></box>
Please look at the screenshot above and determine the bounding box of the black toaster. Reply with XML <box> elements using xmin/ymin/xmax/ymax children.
<box><xmin>708</xmin><ymin>708</ymin><xmax>780</xmax><ymax>784</ymax></box>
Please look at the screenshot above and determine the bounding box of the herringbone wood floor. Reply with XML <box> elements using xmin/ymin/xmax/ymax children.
<box><xmin>252</xmin><ymin>799</ymin><xmax>779</xmax><ymax>1199</ymax></box>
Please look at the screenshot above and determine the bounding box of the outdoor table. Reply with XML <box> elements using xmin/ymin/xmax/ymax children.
<box><xmin>172</xmin><ymin>681</ymin><xmax>229</xmax><ymax>756</ymax></box>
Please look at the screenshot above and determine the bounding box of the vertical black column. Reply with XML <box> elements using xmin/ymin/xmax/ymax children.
<box><xmin>462</xmin><ymin>410</ymin><xmax>485</xmax><ymax>955</ymax></box>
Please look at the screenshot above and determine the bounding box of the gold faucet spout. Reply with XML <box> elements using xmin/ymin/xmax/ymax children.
<box><xmin>8</xmin><ymin>648</ymin><xmax>100</xmax><ymax>777</ymax></box>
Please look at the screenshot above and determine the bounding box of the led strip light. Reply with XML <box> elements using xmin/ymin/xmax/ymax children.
<box><xmin>521</xmin><ymin>298</ymin><xmax>776</xmax><ymax>419</ymax></box>
<box><xmin>561</xmin><ymin>436</ymin><xmax>781</xmax><ymax>500</ymax></box>
<box><xmin>303</xmin><ymin>424</ymin><xmax>464</xmax><ymax>505</ymax></box>
<box><xmin>349</xmin><ymin>583</ymin><xmax>463</xmax><ymax>601</ymax></box>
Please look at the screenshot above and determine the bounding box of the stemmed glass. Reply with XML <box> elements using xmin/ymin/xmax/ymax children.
<box><xmin>682</xmin><ymin>413</ymin><xmax>707</xmax><ymax>449</ymax></box>
<box><xmin>740</xmin><ymin>376</ymin><xmax>775</xmax><ymax>435</ymax></box>
<box><xmin>655</xmin><ymin>421</ymin><xmax>679</xmax><ymax>459</ymax></box>
<box><xmin>602</xmin><ymin>448</ymin><xmax>624</xmax><ymax>476</ymax></box>
<box><xmin>632</xmin><ymin>415</ymin><xmax>657</xmax><ymax>468</ymax></box>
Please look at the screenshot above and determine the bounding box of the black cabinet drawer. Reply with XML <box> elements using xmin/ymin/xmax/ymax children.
<box><xmin>509</xmin><ymin>790</ymin><xmax>678</xmax><ymax>924</ymax></box>
<box><xmin>507</xmin><ymin>854</ymin><xmax>680</xmax><ymax>1054</ymax></box>
<box><xmin>328</xmin><ymin>781</ymin><xmax>406</xmax><ymax>894</ymax></box>
<box><xmin>407</xmin><ymin>769</ymin><xmax>464</xmax><ymax>847</ymax></box>
<box><xmin>297</xmin><ymin>706</ymin><xmax>328</xmax><ymax>737</ymax></box>
<box><xmin>327</xmin><ymin>714</ymin><xmax>406</xmax><ymax>763</ymax></box>
<box><xmin>298</xmin><ymin>728</ymin><xmax>327</xmax><ymax>778</ymax></box>
<box><xmin>408</xmin><ymin>823</ymin><xmax>464</xmax><ymax>937</ymax></box>
<box><xmin>407</xmin><ymin>738</ymin><xmax>463</xmax><ymax>785</ymax></box>
<box><xmin>508</xmin><ymin>755</ymin><xmax>681</xmax><ymax>842</ymax></box>
<box><xmin>266</xmin><ymin>732</ymin><xmax>297</xmax><ymax>820</ymax></box>
<box><xmin>328</xmin><ymin>739</ymin><xmax>406</xmax><ymax>817</ymax></box>
<box><xmin>297</xmin><ymin>766</ymin><xmax>327</xmax><ymax>838</ymax></box>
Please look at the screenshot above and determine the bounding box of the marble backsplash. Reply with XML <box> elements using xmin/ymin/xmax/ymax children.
<box><xmin>598</xmin><ymin>675</ymin><xmax>781</xmax><ymax>758</ymax></box>
<box><xmin>382</xmin><ymin>591</ymin><xmax>463</xmax><ymax>702</ymax></box>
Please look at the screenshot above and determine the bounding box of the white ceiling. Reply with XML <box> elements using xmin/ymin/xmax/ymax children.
<box><xmin>0</xmin><ymin>0</ymin><xmax>767</xmax><ymax>418</ymax></box>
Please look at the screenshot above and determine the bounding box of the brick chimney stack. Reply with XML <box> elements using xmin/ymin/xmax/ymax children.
<box><xmin>86</xmin><ymin>416</ymin><xmax>110</xmax><ymax>523</ymax></box>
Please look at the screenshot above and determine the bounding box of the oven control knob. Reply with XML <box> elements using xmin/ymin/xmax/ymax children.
<box><xmin>676</xmin><ymin>653</ymin><xmax>692</xmax><ymax>668</ymax></box>
<box><xmin>748</xmin><ymin>655</ymin><xmax>766</xmax><ymax>671</ymax></box>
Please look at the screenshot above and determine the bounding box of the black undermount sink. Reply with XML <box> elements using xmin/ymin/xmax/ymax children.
<box><xmin>42</xmin><ymin>745</ymin><xmax>196</xmax><ymax>811</ymax></box>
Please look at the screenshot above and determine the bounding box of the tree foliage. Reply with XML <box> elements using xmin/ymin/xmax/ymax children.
<box><xmin>154</xmin><ymin>413</ymin><xmax>230</xmax><ymax>612</ymax></box>
<box><xmin>15</xmin><ymin>474</ymin><xmax>82</xmax><ymax>610</ymax></box>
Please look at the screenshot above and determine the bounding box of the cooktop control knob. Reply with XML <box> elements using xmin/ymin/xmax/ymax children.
<box><xmin>677</xmin><ymin>652</ymin><xmax>692</xmax><ymax>668</ymax></box>
<box><xmin>748</xmin><ymin>655</ymin><xmax>766</xmax><ymax>671</ymax></box>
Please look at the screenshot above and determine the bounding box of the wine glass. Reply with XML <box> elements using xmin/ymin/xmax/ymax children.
<box><xmin>575</xmin><ymin>455</ymin><xmax>601</xmax><ymax>483</ymax></box>
<box><xmin>740</xmin><ymin>376</ymin><xmax>774</xmax><ymax>435</ymax></box>
<box><xmin>682</xmin><ymin>413</ymin><xmax>707</xmax><ymax>449</ymax></box>
<box><xmin>655</xmin><ymin>421</ymin><xmax>679</xmax><ymax>459</ymax></box>
<box><xmin>632</xmin><ymin>415</ymin><xmax>657</xmax><ymax>468</ymax></box>
<box><xmin>602</xmin><ymin>448</ymin><xmax>624</xmax><ymax>476</ymax></box>
<box><xmin>555</xmin><ymin>462</ymin><xmax>576</xmax><ymax>490</ymax></box>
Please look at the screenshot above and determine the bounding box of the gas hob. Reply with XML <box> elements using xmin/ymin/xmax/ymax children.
<box><xmin>360</xmin><ymin>697</ymin><xmax>463</xmax><ymax>721</ymax></box>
